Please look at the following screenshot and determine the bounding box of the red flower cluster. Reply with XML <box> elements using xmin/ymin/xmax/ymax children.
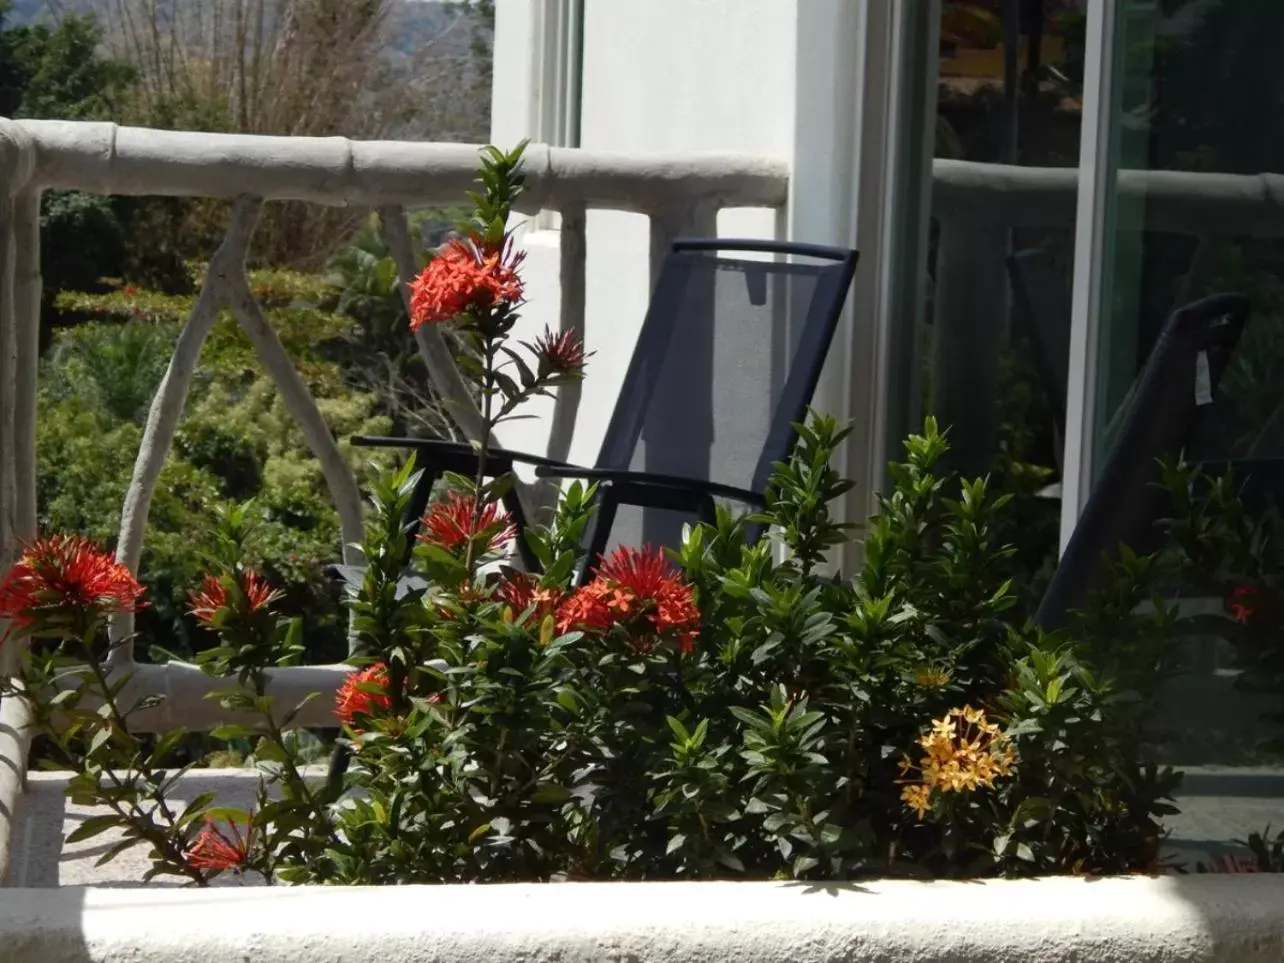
<box><xmin>418</xmin><ymin>492</ymin><xmax>516</xmax><ymax>556</ymax></box>
<box><xmin>1227</xmin><ymin>584</ymin><xmax>1271</xmax><ymax>624</ymax></box>
<box><xmin>0</xmin><ymin>535</ymin><xmax>146</xmax><ymax>626</ymax></box>
<box><xmin>335</xmin><ymin>662</ymin><xmax>394</xmax><ymax>730</ymax></box>
<box><xmin>186</xmin><ymin>814</ymin><xmax>254</xmax><ymax>872</ymax></box>
<box><xmin>557</xmin><ymin>546</ymin><xmax>700</xmax><ymax>653</ymax></box>
<box><xmin>532</xmin><ymin>326</ymin><xmax>586</xmax><ymax>376</ymax></box>
<box><xmin>188</xmin><ymin>570</ymin><xmax>280</xmax><ymax>628</ymax></box>
<box><xmin>496</xmin><ymin>571</ymin><xmax>564</xmax><ymax>627</ymax></box>
<box><xmin>407</xmin><ymin>237</ymin><xmax>525</xmax><ymax>331</ymax></box>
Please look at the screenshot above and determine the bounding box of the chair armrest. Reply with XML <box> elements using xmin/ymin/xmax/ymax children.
<box><xmin>531</xmin><ymin>465</ymin><xmax>766</xmax><ymax>506</ymax></box>
<box><xmin>350</xmin><ymin>435</ymin><xmax>573</xmax><ymax>471</ymax></box>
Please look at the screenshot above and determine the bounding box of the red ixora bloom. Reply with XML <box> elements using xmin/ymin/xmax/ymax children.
<box><xmin>532</xmin><ymin>326</ymin><xmax>587</xmax><ymax>377</ymax></box>
<box><xmin>186</xmin><ymin>814</ymin><xmax>255</xmax><ymax>873</ymax></box>
<box><xmin>496</xmin><ymin>571</ymin><xmax>564</xmax><ymax>627</ymax></box>
<box><xmin>188</xmin><ymin>570</ymin><xmax>281</xmax><ymax>627</ymax></box>
<box><xmin>1227</xmin><ymin>584</ymin><xmax>1271</xmax><ymax>624</ymax></box>
<box><xmin>0</xmin><ymin>535</ymin><xmax>146</xmax><ymax>625</ymax></box>
<box><xmin>556</xmin><ymin>545</ymin><xmax>700</xmax><ymax>653</ymax></box>
<box><xmin>418</xmin><ymin>491</ymin><xmax>516</xmax><ymax>556</ymax></box>
<box><xmin>335</xmin><ymin>662</ymin><xmax>395</xmax><ymax>730</ymax></box>
<box><xmin>407</xmin><ymin>236</ymin><xmax>525</xmax><ymax>331</ymax></box>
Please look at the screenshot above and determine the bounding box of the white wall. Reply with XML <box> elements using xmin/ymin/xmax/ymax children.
<box><xmin>490</xmin><ymin>0</ymin><xmax>805</xmax><ymax>468</ymax></box>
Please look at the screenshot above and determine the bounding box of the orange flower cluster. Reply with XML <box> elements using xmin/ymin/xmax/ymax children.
<box><xmin>898</xmin><ymin>706</ymin><xmax>1016</xmax><ymax>821</ymax></box>
<box><xmin>0</xmin><ymin>535</ymin><xmax>146</xmax><ymax>626</ymax></box>
<box><xmin>407</xmin><ymin>237</ymin><xmax>525</xmax><ymax>331</ymax></box>
<box><xmin>188</xmin><ymin>570</ymin><xmax>281</xmax><ymax>628</ymax></box>
<box><xmin>556</xmin><ymin>546</ymin><xmax>700</xmax><ymax>654</ymax></box>
<box><xmin>335</xmin><ymin>662</ymin><xmax>395</xmax><ymax>730</ymax></box>
<box><xmin>496</xmin><ymin>571</ymin><xmax>564</xmax><ymax>626</ymax></box>
<box><xmin>418</xmin><ymin>492</ymin><xmax>516</xmax><ymax>556</ymax></box>
<box><xmin>186</xmin><ymin>814</ymin><xmax>255</xmax><ymax>873</ymax></box>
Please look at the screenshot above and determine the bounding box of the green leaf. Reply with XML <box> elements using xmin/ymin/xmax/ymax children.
<box><xmin>95</xmin><ymin>836</ymin><xmax>147</xmax><ymax>867</ymax></box>
<box><xmin>65</xmin><ymin>814</ymin><xmax>122</xmax><ymax>844</ymax></box>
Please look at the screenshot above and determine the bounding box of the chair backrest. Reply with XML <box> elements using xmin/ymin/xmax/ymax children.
<box><xmin>1035</xmin><ymin>292</ymin><xmax>1251</xmax><ymax>630</ymax></box>
<box><xmin>594</xmin><ymin>239</ymin><xmax>858</xmax><ymax>550</ymax></box>
<box><xmin>1007</xmin><ymin>248</ymin><xmax>1072</xmax><ymax>446</ymax></box>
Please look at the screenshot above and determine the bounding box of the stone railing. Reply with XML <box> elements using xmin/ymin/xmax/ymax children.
<box><xmin>0</xmin><ymin>118</ymin><xmax>790</xmax><ymax>883</ymax></box>
<box><xmin>929</xmin><ymin>159</ymin><xmax>1284</xmax><ymax>473</ymax></box>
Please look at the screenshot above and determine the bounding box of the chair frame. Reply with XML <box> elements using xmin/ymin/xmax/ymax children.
<box><xmin>354</xmin><ymin>238</ymin><xmax>858</xmax><ymax>583</ymax></box>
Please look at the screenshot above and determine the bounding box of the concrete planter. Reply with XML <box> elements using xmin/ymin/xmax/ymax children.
<box><xmin>0</xmin><ymin>876</ymin><xmax>1281</xmax><ymax>963</ymax></box>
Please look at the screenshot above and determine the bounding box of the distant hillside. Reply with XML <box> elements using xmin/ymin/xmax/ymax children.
<box><xmin>2</xmin><ymin>0</ymin><xmax>492</xmax><ymax>141</ymax></box>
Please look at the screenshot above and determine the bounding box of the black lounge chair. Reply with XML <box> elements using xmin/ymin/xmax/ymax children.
<box><xmin>352</xmin><ymin>238</ymin><xmax>859</xmax><ymax>583</ymax></box>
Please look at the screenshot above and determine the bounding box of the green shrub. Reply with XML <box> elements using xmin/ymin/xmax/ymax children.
<box><xmin>293</xmin><ymin>415</ymin><xmax>1177</xmax><ymax>884</ymax></box>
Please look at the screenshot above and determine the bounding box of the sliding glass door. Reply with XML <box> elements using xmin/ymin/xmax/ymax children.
<box><xmin>1066</xmin><ymin>0</ymin><xmax>1284</xmax><ymax>856</ymax></box>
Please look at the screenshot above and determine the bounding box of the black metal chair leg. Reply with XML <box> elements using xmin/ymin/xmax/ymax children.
<box><xmin>400</xmin><ymin>463</ymin><xmax>443</xmax><ymax>565</ymax></box>
<box><xmin>502</xmin><ymin>487</ymin><xmax>543</xmax><ymax>573</ymax></box>
<box><xmin>578</xmin><ymin>484</ymin><xmax>620</xmax><ymax>586</ymax></box>
<box><xmin>697</xmin><ymin>494</ymin><xmax>717</xmax><ymax>527</ymax></box>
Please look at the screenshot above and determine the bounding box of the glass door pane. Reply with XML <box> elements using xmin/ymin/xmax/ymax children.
<box><xmin>1084</xmin><ymin>0</ymin><xmax>1284</xmax><ymax>863</ymax></box>
<box><xmin>908</xmin><ymin>0</ymin><xmax>1091</xmax><ymax>613</ymax></box>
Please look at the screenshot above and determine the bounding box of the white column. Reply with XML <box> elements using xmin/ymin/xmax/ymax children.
<box><xmin>0</xmin><ymin>193</ymin><xmax>15</xmax><ymax>577</ymax></box>
<box><xmin>805</xmin><ymin>0</ymin><xmax>940</xmax><ymax>573</ymax></box>
<box><xmin>546</xmin><ymin>203</ymin><xmax>586</xmax><ymax>467</ymax></box>
<box><xmin>12</xmin><ymin>189</ymin><xmax>41</xmax><ymax>544</ymax></box>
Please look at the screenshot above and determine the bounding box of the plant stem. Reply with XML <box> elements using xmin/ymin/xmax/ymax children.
<box><xmin>465</xmin><ymin>334</ymin><xmax>498</xmax><ymax>578</ymax></box>
<box><xmin>250</xmin><ymin>670</ymin><xmax>340</xmax><ymax>863</ymax></box>
<box><xmin>79</xmin><ymin>655</ymin><xmax>209</xmax><ymax>886</ymax></box>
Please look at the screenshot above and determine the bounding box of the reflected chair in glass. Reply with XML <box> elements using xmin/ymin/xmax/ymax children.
<box><xmin>1035</xmin><ymin>292</ymin><xmax>1251</xmax><ymax>630</ymax></box>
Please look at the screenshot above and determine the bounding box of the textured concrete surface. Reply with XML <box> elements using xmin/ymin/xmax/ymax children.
<box><xmin>0</xmin><ymin>876</ymin><xmax>1281</xmax><ymax>963</ymax></box>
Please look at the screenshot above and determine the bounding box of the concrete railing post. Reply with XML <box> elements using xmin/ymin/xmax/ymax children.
<box><xmin>109</xmin><ymin>198</ymin><xmax>263</xmax><ymax>665</ymax></box>
<box><xmin>640</xmin><ymin>202</ymin><xmax>718</xmax><ymax>549</ymax></box>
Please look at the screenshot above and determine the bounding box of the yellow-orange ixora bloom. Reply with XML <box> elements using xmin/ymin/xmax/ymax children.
<box><xmin>898</xmin><ymin>706</ymin><xmax>1016</xmax><ymax>822</ymax></box>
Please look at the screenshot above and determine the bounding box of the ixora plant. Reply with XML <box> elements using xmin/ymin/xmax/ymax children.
<box><xmin>0</xmin><ymin>143</ymin><xmax>1182</xmax><ymax>887</ymax></box>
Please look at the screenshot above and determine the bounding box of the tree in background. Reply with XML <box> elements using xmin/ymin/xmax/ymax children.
<box><xmin>0</xmin><ymin>1</ymin><xmax>192</xmax><ymax>336</ymax></box>
<box><xmin>92</xmin><ymin>0</ymin><xmax>494</xmax><ymax>266</ymax></box>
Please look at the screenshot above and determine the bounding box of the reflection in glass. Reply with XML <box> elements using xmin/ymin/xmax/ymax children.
<box><xmin>1094</xmin><ymin>0</ymin><xmax>1284</xmax><ymax>862</ymax></box>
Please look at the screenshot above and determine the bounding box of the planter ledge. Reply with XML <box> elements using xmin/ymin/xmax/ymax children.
<box><xmin>0</xmin><ymin>876</ymin><xmax>1281</xmax><ymax>963</ymax></box>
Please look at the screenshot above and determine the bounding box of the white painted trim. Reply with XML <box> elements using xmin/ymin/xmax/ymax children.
<box><xmin>532</xmin><ymin>0</ymin><xmax>583</xmax><ymax>149</ymax></box>
<box><xmin>1</xmin><ymin>877</ymin><xmax>1281</xmax><ymax>961</ymax></box>
<box><xmin>823</xmin><ymin>0</ymin><xmax>939</xmax><ymax>573</ymax></box>
<box><xmin>530</xmin><ymin>0</ymin><xmax>584</xmax><ymax>230</ymax></box>
<box><xmin>1060</xmin><ymin>0</ymin><xmax>1120</xmax><ymax>552</ymax></box>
